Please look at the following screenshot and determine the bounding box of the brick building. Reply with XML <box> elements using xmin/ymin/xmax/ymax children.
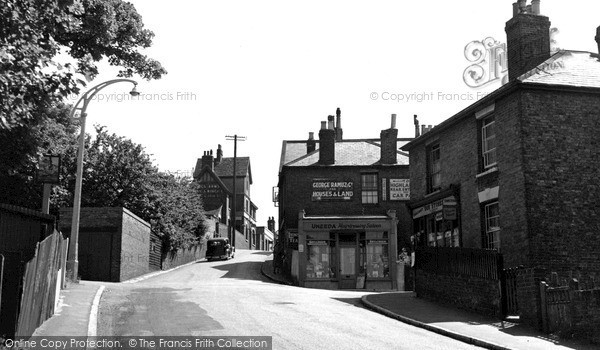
<box><xmin>277</xmin><ymin>109</ymin><xmax>413</xmax><ymax>290</ymax></box>
<box><xmin>401</xmin><ymin>0</ymin><xmax>600</xmax><ymax>322</ymax></box>
<box><xmin>194</xmin><ymin>145</ymin><xmax>258</xmax><ymax>249</ymax></box>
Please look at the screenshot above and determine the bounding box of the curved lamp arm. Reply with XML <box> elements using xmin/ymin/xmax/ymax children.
<box><xmin>69</xmin><ymin>78</ymin><xmax>138</xmax><ymax>119</ymax></box>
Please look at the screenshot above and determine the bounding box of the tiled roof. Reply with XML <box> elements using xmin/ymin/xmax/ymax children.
<box><xmin>519</xmin><ymin>51</ymin><xmax>600</xmax><ymax>88</ymax></box>
<box><xmin>281</xmin><ymin>139</ymin><xmax>410</xmax><ymax>168</ymax></box>
<box><xmin>402</xmin><ymin>50</ymin><xmax>600</xmax><ymax>150</ymax></box>
<box><xmin>214</xmin><ymin>157</ymin><xmax>251</xmax><ymax>179</ymax></box>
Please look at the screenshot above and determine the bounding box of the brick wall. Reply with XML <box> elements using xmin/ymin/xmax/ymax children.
<box><xmin>521</xmin><ymin>89</ymin><xmax>600</xmax><ymax>278</ymax></box>
<box><xmin>59</xmin><ymin>207</ymin><xmax>151</xmax><ymax>282</ymax></box>
<box><xmin>120</xmin><ymin>208</ymin><xmax>150</xmax><ymax>281</ymax></box>
<box><xmin>416</xmin><ymin>269</ymin><xmax>502</xmax><ymax>316</ymax></box>
<box><xmin>161</xmin><ymin>243</ymin><xmax>206</xmax><ymax>270</ymax></box>
<box><xmin>570</xmin><ymin>288</ymin><xmax>600</xmax><ymax>343</ymax></box>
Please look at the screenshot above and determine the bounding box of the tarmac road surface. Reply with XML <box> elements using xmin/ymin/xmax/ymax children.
<box><xmin>97</xmin><ymin>250</ymin><xmax>483</xmax><ymax>350</ymax></box>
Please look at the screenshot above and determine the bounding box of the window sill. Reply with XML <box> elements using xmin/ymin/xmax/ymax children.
<box><xmin>476</xmin><ymin>166</ymin><xmax>498</xmax><ymax>179</ymax></box>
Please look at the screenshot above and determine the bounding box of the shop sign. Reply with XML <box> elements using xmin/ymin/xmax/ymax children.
<box><xmin>382</xmin><ymin>178</ymin><xmax>387</xmax><ymax>201</ymax></box>
<box><xmin>443</xmin><ymin>197</ymin><xmax>457</xmax><ymax>220</ymax></box>
<box><xmin>367</xmin><ymin>240</ymin><xmax>387</xmax><ymax>244</ymax></box>
<box><xmin>311</xmin><ymin>179</ymin><xmax>354</xmax><ymax>201</ymax></box>
<box><xmin>412</xmin><ymin>196</ymin><xmax>456</xmax><ymax>219</ymax></box>
<box><xmin>389</xmin><ymin>179</ymin><xmax>410</xmax><ymax>201</ymax></box>
<box><xmin>288</xmin><ymin>231</ymin><xmax>298</xmax><ymax>249</ymax></box>
<box><xmin>199</xmin><ymin>182</ymin><xmax>222</xmax><ymax>198</ymax></box>
<box><xmin>307</xmin><ymin>240</ymin><xmax>328</xmax><ymax>246</ymax></box>
<box><xmin>303</xmin><ymin>221</ymin><xmax>388</xmax><ymax>231</ymax></box>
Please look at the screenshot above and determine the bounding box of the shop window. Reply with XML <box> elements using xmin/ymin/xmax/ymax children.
<box><xmin>366</xmin><ymin>241</ymin><xmax>389</xmax><ymax>278</ymax></box>
<box><xmin>361</xmin><ymin>173</ymin><xmax>378</xmax><ymax>204</ymax></box>
<box><xmin>306</xmin><ymin>241</ymin><xmax>336</xmax><ymax>279</ymax></box>
<box><xmin>481</xmin><ymin>116</ymin><xmax>497</xmax><ymax>169</ymax></box>
<box><xmin>483</xmin><ymin>201</ymin><xmax>500</xmax><ymax>250</ymax></box>
<box><xmin>427</xmin><ymin>143</ymin><xmax>441</xmax><ymax>193</ymax></box>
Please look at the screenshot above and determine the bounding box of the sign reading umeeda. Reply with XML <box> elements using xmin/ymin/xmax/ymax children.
<box><xmin>311</xmin><ymin>179</ymin><xmax>354</xmax><ymax>201</ymax></box>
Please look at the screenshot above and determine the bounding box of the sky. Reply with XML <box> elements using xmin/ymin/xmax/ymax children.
<box><xmin>73</xmin><ymin>0</ymin><xmax>600</xmax><ymax>228</ymax></box>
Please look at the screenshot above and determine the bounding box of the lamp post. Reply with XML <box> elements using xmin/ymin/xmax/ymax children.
<box><xmin>66</xmin><ymin>78</ymin><xmax>139</xmax><ymax>282</ymax></box>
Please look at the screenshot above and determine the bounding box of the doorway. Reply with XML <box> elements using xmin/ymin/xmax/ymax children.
<box><xmin>338</xmin><ymin>232</ymin><xmax>358</xmax><ymax>289</ymax></box>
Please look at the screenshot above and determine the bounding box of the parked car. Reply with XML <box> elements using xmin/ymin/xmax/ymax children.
<box><xmin>206</xmin><ymin>237</ymin><xmax>235</xmax><ymax>261</ymax></box>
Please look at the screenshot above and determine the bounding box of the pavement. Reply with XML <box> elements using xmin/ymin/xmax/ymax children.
<box><xmin>29</xmin><ymin>257</ymin><xmax>598</xmax><ymax>350</ymax></box>
<box><xmin>261</xmin><ymin>257</ymin><xmax>597</xmax><ymax>350</ymax></box>
<box><xmin>32</xmin><ymin>280</ymin><xmax>105</xmax><ymax>337</ymax></box>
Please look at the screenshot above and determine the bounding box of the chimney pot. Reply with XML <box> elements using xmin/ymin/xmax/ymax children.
<box><xmin>526</xmin><ymin>4</ymin><xmax>532</xmax><ymax>14</ymax></box>
<box><xmin>596</xmin><ymin>26</ymin><xmax>600</xmax><ymax>54</ymax></box>
<box><xmin>321</xmin><ymin>121</ymin><xmax>327</xmax><ymax>130</ymax></box>
<box><xmin>512</xmin><ymin>2</ymin><xmax>519</xmax><ymax>16</ymax></box>
<box><xmin>414</xmin><ymin>115</ymin><xmax>420</xmax><ymax>137</ymax></box>
<box><xmin>532</xmin><ymin>0</ymin><xmax>540</xmax><ymax>15</ymax></box>
<box><xmin>307</xmin><ymin>132</ymin><xmax>316</xmax><ymax>154</ymax></box>
<box><xmin>518</xmin><ymin>0</ymin><xmax>526</xmax><ymax>13</ymax></box>
<box><xmin>391</xmin><ymin>114</ymin><xmax>397</xmax><ymax>129</ymax></box>
<box><xmin>335</xmin><ymin>108</ymin><xmax>343</xmax><ymax>141</ymax></box>
<box><xmin>327</xmin><ymin>115</ymin><xmax>335</xmax><ymax>130</ymax></box>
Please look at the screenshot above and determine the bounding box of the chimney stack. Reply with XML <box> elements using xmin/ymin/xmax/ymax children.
<box><xmin>201</xmin><ymin>150</ymin><xmax>214</xmax><ymax>171</ymax></box>
<box><xmin>214</xmin><ymin>144</ymin><xmax>223</xmax><ymax>166</ymax></box>
<box><xmin>505</xmin><ymin>0</ymin><xmax>551</xmax><ymax>81</ymax></box>
<box><xmin>596</xmin><ymin>26</ymin><xmax>600</xmax><ymax>54</ymax></box>
<box><xmin>319</xmin><ymin>119</ymin><xmax>336</xmax><ymax>165</ymax></box>
<box><xmin>380</xmin><ymin>114</ymin><xmax>398</xmax><ymax>164</ymax></box>
<box><xmin>307</xmin><ymin>132</ymin><xmax>316</xmax><ymax>154</ymax></box>
<box><xmin>335</xmin><ymin>108</ymin><xmax>343</xmax><ymax>141</ymax></box>
<box><xmin>414</xmin><ymin>115</ymin><xmax>420</xmax><ymax>137</ymax></box>
<box><xmin>267</xmin><ymin>217</ymin><xmax>275</xmax><ymax>232</ymax></box>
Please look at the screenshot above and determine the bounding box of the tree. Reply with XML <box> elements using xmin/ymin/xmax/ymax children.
<box><xmin>0</xmin><ymin>0</ymin><xmax>166</xmax><ymax>129</ymax></box>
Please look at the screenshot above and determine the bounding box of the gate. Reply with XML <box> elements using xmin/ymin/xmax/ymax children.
<box><xmin>501</xmin><ymin>266</ymin><xmax>520</xmax><ymax>317</ymax></box>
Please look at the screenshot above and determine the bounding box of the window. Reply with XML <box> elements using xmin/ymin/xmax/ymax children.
<box><xmin>306</xmin><ymin>241</ymin><xmax>336</xmax><ymax>279</ymax></box>
<box><xmin>361</xmin><ymin>173</ymin><xmax>378</xmax><ymax>204</ymax></box>
<box><xmin>484</xmin><ymin>201</ymin><xmax>500</xmax><ymax>250</ymax></box>
<box><xmin>365</xmin><ymin>241</ymin><xmax>389</xmax><ymax>278</ymax></box>
<box><xmin>427</xmin><ymin>143</ymin><xmax>441</xmax><ymax>193</ymax></box>
<box><xmin>481</xmin><ymin>116</ymin><xmax>497</xmax><ymax>169</ymax></box>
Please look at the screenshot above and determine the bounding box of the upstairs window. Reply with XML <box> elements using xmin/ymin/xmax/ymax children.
<box><xmin>361</xmin><ymin>173</ymin><xmax>378</xmax><ymax>204</ymax></box>
<box><xmin>481</xmin><ymin>116</ymin><xmax>497</xmax><ymax>169</ymax></box>
<box><xmin>427</xmin><ymin>143</ymin><xmax>441</xmax><ymax>193</ymax></box>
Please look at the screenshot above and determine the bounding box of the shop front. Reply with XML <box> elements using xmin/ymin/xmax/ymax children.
<box><xmin>411</xmin><ymin>188</ymin><xmax>461</xmax><ymax>248</ymax></box>
<box><xmin>297</xmin><ymin>211</ymin><xmax>398</xmax><ymax>290</ymax></box>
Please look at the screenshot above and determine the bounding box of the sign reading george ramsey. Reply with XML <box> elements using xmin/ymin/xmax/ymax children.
<box><xmin>311</xmin><ymin>179</ymin><xmax>354</xmax><ymax>201</ymax></box>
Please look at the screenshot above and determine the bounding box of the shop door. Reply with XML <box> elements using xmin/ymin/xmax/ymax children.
<box><xmin>339</xmin><ymin>246</ymin><xmax>356</xmax><ymax>289</ymax></box>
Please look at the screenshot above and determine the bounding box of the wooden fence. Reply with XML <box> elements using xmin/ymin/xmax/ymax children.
<box><xmin>415</xmin><ymin>246</ymin><xmax>503</xmax><ymax>280</ymax></box>
<box><xmin>16</xmin><ymin>230</ymin><xmax>68</xmax><ymax>338</ymax></box>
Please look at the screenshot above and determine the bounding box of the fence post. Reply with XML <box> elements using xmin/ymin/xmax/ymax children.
<box><xmin>0</xmin><ymin>254</ymin><xmax>4</xmax><ymax>307</ymax></box>
<box><xmin>540</xmin><ymin>281</ymin><xmax>549</xmax><ymax>333</ymax></box>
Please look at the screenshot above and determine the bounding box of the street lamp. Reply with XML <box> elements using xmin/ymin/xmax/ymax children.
<box><xmin>66</xmin><ymin>78</ymin><xmax>139</xmax><ymax>282</ymax></box>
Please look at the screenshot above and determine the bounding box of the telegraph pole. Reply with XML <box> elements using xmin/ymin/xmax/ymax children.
<box><xmin>225</xmin><ymin>135</ymin><xmax>246</xmax><ymax>248</ymax></box>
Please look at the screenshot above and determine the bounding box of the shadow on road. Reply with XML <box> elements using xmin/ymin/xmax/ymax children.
<box><xmin>331</xmin><ymin>297</ymin><xmax>368</xmax><ymax>309</ymax></box>
<box><xmin>211</xmin><ymin>261</ymin><xmax>271</xmax><ymax>282</ymax></box>
<box><xmin>251</xmin><ymin>251</ymin><xmax>273</xmax><ymax>256</ymax></box>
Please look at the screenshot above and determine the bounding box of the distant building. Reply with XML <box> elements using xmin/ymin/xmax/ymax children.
<box><xmin>194</xmin><ymin>145</ymin><xmax>258</xmax><ymax>249</ymax></box>
<box><xmin>255</xmin><ymin>217</ymin><xmax>276</xmax><ymax>251</ymax></box>
<box><xmin>277</xmin><ymin>109</ymin><xmax>413</xmax><ymax>290</ymax></box>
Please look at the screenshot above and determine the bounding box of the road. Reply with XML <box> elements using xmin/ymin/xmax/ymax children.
<box><xmin>97</xmin><ymin>250</ymin><xmax>482</xmax><ymax>350</ymax></box>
